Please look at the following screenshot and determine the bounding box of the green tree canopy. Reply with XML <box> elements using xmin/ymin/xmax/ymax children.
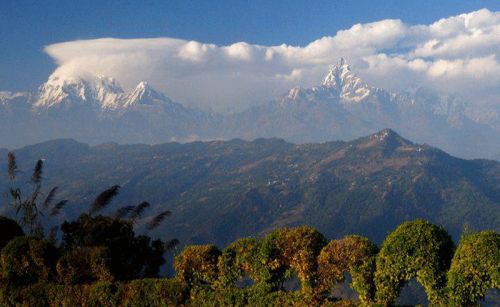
<box><xmin>447</xmin><ymin>230</ymin><xmax>500</xmax><ymax>305</ymax></box>
<box><xmin>317</xmin><ymin>235</ymin><xmax>378</xmax><ymax>305</ymax></box>
<box><xmin>374</xmin><ymin>220</ymin><xmax>455</xmax><ymax>305</ymax></box>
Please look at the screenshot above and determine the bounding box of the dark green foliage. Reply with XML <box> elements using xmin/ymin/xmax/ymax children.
<box><xmin>0</xmin><ymin>216</ymin><xmax>24</xmax><ymax>251</ymax></box>
<box><xmin>374</xmin><ymin>220</ymin><xmax>455</xmax><ymax>305</ymax></box>
<box><xmin>60</xmin><ymin>213</ymin><xmax>166</xmax><ymax>280</ymax></box>
<box><xmin>447</xmin><ymin>231</ymin><xmax>500</xmax><ymax>305</ymax></box>
<box><xmin>0</xmin><ymin>279</ymin><xmax>187</xmax><ymax>307</ymax></box>
<box><xmin>56</xmin><ymin>246</ymin><xmax>113</xmax><ymax>284</ymax></box>
<box><xmin>317</xmin><ymin>235</ymin><xmax>378</xmax><ymax>305</ymax></box>
<box><xmin>0</xmin><ymin>236</ymin><xmax>59</xmax><ymax>286</ymax></box>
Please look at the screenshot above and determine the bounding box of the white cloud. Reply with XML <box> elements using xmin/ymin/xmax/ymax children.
<box><xmin>44</xmin><ymin>9</ymin><xmax>500</xmax><ymax>112</ymax></box>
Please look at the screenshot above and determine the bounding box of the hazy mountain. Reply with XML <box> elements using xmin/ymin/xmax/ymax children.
<box><xmin>2</xmin><ymin>129</ymin><xmax>498</xmax><ymax>247</ymax></box>
<box><xmin>0</xmin><ymin>75</ymin><xmax>215</xmax><ymax>147</ymax></box>
<box><xmin>221</xmin><ymin>59</ymin><xmax>500</xmax><ymax>159</ymax></box>
<box><xmin>0</xmin><ymin>59</ymin><xmax>499</xmax><ymax>159</ymax></box>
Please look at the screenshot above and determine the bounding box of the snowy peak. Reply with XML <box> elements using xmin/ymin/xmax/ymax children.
<box><xmin>35</xmin><ymin>75</ymin><xmax>124</xmax><ymax>109</ymax></box>
<box><xmin>34</xmin><ymin>74</ymin><xmax>176</xmax><ymax>111</ymax></box>
<box><xmin>322</xmin><ymin>57</ymin><xmax>350</xmax><ymax>88</ymax></box>
<box><xmin>322</xmin><ymin>58</ymin><xmax>373</xmax><ymax>102</ymax></box>
<box><xmin>122</xmin><ymin>81</ymin><xmax>170</xmax><ymax>107</ymax></box>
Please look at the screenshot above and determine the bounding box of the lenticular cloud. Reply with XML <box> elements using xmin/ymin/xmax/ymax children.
<box><xmin>44</xmin><ymin>9</ymin><xmax>500</xmax><ymax>112</ymax></box>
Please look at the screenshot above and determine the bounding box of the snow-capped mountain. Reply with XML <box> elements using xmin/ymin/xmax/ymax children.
<box><xmin>0</xmin><ymin>59</ymin><xmax>499</xmax><ymax>159</ymax></box>
<box><xmin>221</xmin><ymin>59</ymin><xmax>500</xmax><ymax>158</ymax></box>
<box><xmin>0</xmin><ymin>74</ymin><xmax>214</xmax><ymax>147</ymax></box>
<box><xmin>34</xmin><ymin>75</ymin><xmax>185</xmax><ymax>112</ymax></box>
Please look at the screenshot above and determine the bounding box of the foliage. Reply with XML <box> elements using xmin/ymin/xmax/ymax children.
<box><xmin>0</xmin><ymin>216</ymin><xmax>24</xmax><ymax>251</ymax></box>
<box><xmin>61</xmin><ymin>213</ymin><xmax>166</xmax><ymax>280</ymax></box>
<box><xmin>0</xmin><ymin>219</ymin><xmax>498</xmax><ymax>305</ymax></box>
<box><xmin>447</xmin><ymin>231</ymin><xmax>500</xmax><ymax>306</ymax></box>
<box><xmin>0</xmin><ymin>236</ymin><xmax>59</xmax><ymax>286</ymax></box>
<box><xmin>317</xmin><ymin>235</ymin><xmax>378</xmax><ymax>305</ymax></box>
<box><xmin>374</xmin><ymin>220</ymin><xmax>455</xmax><ymax>305</ymax></box>
<box><xmin>261</xmin><ymin>226</ymin><xmax>327</xmax><ymax>293</ymax></box>
<box><xmin>0</xmin><ymin>279</ymin><xmax>187</xmax><ymax>307</ymax></box>
<box><xmin>216</xmin><ymin>237</ymin><xmax>268</xmax><ymax>289</ymax></box>
<box><xmin>174</xmin><ymin>244</ymin><xmax>222</xmax><ymax>288</ymax></box>
<box><xmin>56</xmin><ymin>246</ymin><xmax>113</xmax><ymax>284</ymax></box>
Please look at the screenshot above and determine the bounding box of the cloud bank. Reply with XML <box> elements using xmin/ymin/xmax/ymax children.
<box><xmin>45</xmin><ymin>9</ymin><xmax>500</xmax><ymax>112</ymax></box>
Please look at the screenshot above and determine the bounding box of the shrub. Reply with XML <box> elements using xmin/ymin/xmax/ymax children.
<box><xmin>56</xmin><ymin>246</ymin><xmax>113</xmax><ymax>284</ymax></box>
<box><xmin>447</xmin><ymin>231</ymin><xmax>500</xmax><ymax>305</ymax></box>
<box><xmin>374</xmin><ymin>220</ymin><xmax>455</xmax><ymax>305</ymax></box>
<box><xmin>174</xmin><ymin>244</ymin><xmax>221</xmax><ymax>288</ymax></box>
<box><xmin>317</xmin><ymin>235</ymin><xmax>378</xmax><ymax>305</ymax></box>
<box><xmin>261</xmin><ymin>226</ymin><xmax>327</xmax><ymax>293</ymax></box>
<box><xmin>217</xmin><ymin>238</ymin><xmax>267</xmax><ymax>288</ymax></box>
<box><xmin>61</xmin><ymin>213</ymin><xmax>166</xmax><ymax>280</ymax></box>
<box><xmin>119</xmin><ymin>278</ymin><xmax>187</xmax><ymax>306</ymax></box>
<box><xmin>0</xmin><ymin>236</ymin><xmax>59</xmax><ymax>287</ymax></box>
<box><xmin>0</xmin><ymin>216</ymin><xmax>24</xmax><ymax>251</ymax></box>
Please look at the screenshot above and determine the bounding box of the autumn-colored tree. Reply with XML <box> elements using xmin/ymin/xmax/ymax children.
<box><xmin>261</xmin><ymin>226</ymin><xmax>327</xmax><ymax>293</ymax></box>
<box><xmin>174</xmin><ymin>244</ymin><xmax>221</xmax><ymax>288</ymax></box>
<box><xmin>317</xmin><ymin>235</ymin><xmax>378</xmax><ymax>305</ymax></box>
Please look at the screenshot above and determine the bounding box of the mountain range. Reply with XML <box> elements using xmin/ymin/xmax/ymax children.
<box><xmin>1</xmin><ymin>129</ymin><xmax>498</xmax><ymax>247</ymax></box>
<box><xmin>1</xmin><ymin>59</ymin><xmax>499</xmax><ymax>159</ymax></box>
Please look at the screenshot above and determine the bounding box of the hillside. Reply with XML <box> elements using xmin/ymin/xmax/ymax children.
<box><xmin>0</xmin><ymin>129</ymin><xmax>499</xmax><ymax>247</ymax></box>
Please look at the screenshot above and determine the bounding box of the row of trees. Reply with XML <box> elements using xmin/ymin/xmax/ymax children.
<box><xmin>173</xmin><ymin>222</ymin><xmax>499</xmax><ymax>306</ymax></box>
<box><xmin>0</xmin><ymin>153</ymin><xmax>498</xmax><ymax>306</ymax></box>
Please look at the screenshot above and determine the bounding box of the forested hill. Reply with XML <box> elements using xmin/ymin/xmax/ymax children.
<box><xmin>1</xmin><ymin>129</ymin><xmax>499</xmax><ymax>246</ymax></box>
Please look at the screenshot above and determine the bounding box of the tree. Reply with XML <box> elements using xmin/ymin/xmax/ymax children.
<box><xmin>60</xmin><ymin>213</ymin><xmax>167</xmax><ymax>281</ymax></box>
<box><xmin>58</xmin><ymin>184</ymin><xmax>177</xmax><ymax>282</ymax></box>
<box><xmin>0</xmin><ymin>236</ymin><xmax>59</xmax><ymax>286</ymax></box>
<box><xmin>261</xmin><ymin>226</ymin><xmax>327</xmax><ymax>293</ymax></box>
<box><xmin>447</xmin><ymin>231</ymin><xmax>500</xmax><ymax>305</ymax></box>
<box><xmin>374</xmin><ymin>220</ymin><xmax>455</xmax><ymax>305</ymax></box>
<box><xmin>174</xmin><ymin>245</ymin><xmax>221</xmax><ymax>288</ymax></box>
<box><xmin>0</xmin><ymin>216</ymin><xmax>24</xmax><ymax>251</ymax></box>
<box><xmin>317</xmin><ymin>235</ymin><xmax>378</xmax><ymax>305</ymax></box>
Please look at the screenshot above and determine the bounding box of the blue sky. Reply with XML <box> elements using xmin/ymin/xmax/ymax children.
<box><xmin>1</xmin><ymin>0</ymin><xmax>499</xmax><ymax>92</ymax></box>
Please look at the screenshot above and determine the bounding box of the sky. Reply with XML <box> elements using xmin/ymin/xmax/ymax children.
<box><xmin>1</xmin><ymin>0</ymin><xmax>499</xmax><ymax>112</ymax></box>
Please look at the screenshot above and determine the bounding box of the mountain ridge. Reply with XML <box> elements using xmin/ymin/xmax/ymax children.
<box><xmin>1</xmin><ymin>129</ymin><xmax>498</xmax><ymax>247</ymax></box>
